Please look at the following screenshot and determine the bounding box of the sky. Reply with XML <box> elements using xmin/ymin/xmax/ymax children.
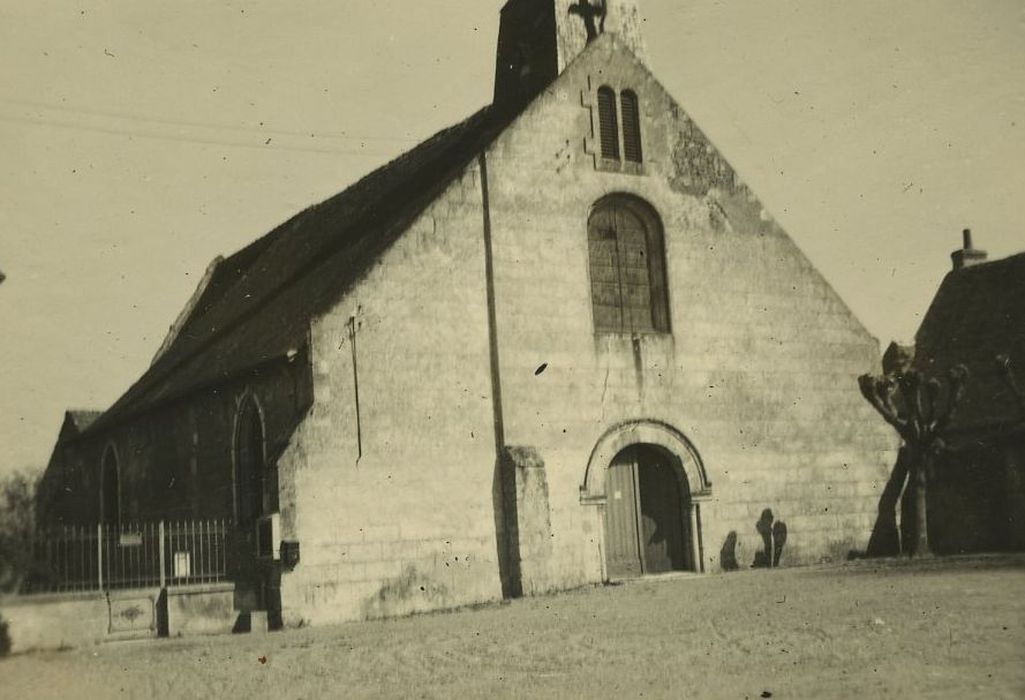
<box><xmin>1</xmin><ymin>0</ymin><xmax>1023</xmax><ymax>479</ymax></box>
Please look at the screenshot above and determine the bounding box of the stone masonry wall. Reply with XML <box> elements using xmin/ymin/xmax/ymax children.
<box><xmin>482</xmin><ymin>35</ymin><xmax>898</xmax><ymax>584</ymax></box>
<box><xmin>277</xmin><ymin>165</ymin><xmax>506</xmax><ymax>626</ymax></box>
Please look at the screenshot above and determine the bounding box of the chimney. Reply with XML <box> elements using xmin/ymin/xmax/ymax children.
<box><xmin>950</xmin><ymin>228</ymin><xmax>988</xmax><ymax>271</ymax></box>
<box><xmin>493</xmin><ymin>0</ymin><xmax>646</xmax><ymax>110</ymax></box>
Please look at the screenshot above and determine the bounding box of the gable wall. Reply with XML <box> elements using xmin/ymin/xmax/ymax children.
<box><xmin>482</xmin><ymin>37</ymin><xmax>898</xmax><ymax>584</ymax></box>
<box><xmin>278</xmin><ymin>165</ymin><xmax>505</xmax><ymax>626</ymax></box>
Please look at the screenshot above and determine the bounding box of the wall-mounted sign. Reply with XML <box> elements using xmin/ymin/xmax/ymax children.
<box><xmin>173</xmin><ymin>551</ymin><xmax>191</xmax><ymax>578</ymax></box>
<box><xmin>119</xmin><ymin>533</ymin><xmax>143</xmax><ymax>547</ymax></box>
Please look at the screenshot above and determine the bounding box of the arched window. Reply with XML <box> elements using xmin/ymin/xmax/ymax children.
<box><xmin>234</xmin><ymin>397</ymin><xmax>267</xmax><ymax>527</ymax></box>
<box><xmin>100</xmin><ymin>444</ymin><xmax>120</xmax><ymax>526</ymax></box>
<box><xmin>597</xmin><ymin>86</ymin><xmax>620</xmax><ymax>161</ymax></box>
<box><xmin>587</xmin><ymin>195</ymin><xmax>669</xmax><ymax>333</ymax></box>
<box><xmin>620</xmin><ymin>90</ymin><xmax>643</xmax><ymax>163</ymax></box>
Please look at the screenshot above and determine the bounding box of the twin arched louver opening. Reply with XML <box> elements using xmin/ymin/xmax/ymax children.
<box><xmin>588</xmin><ymin>195</ymin><xmax>669</xmax><ymax>333</ymax></box>
<box><xmin>597</xmin><ymin>86</ymin><xmax>643</xmax><ymax>164</ymax></box>
<box><xmin>597</xmin><ymin>87</ymin><xmax>620</xmax><ymax>160</ymax></box>
<box><xmin>620</xmin><ymin>91</ymin><xmax>642</xmax><ymax>163</ymax></box>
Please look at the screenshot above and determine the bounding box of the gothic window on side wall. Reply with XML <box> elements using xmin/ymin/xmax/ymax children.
<box><xmin>587</xmin><ymin>195</ymin><xmax>670</xmax><ymax>334</ymax></box>
<box><xmin>234</xmin><ymin>397</ymin><xmax>268</xmax><ymax>527</ymax></box>
<box><xmin>100</xmin><ymin>444</ymin><xmax>120</xmax><ymax>526</ymax></box>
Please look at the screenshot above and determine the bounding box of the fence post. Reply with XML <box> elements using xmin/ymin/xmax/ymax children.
<box><xmin>97</xmin><ymin>523</ymin><xmax>104</xmax><ymax>591</ymax></box>
<box><xmin>159</xmin><ymin>520</ymin><xmax>166</xmax><ymax>589</ymax></box>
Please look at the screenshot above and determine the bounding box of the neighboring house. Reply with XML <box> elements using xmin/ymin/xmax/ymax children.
<box><xmin>38</xmin><ymin>0</ymin><xmax>896</xmax><ymax>627</ymax></box>
<box><xmin>909</xmin><ymin>233</ymin><xmax>1025</xmax><ymax>553</ymax></box>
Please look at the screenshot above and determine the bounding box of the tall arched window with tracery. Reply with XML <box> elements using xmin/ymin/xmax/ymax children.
<box><xmin>234</xmin><ymin>397</ymin><xmax>270</xmax><ymax>527</ymax></box>
<box><xmin>596</xmin><ymin>85</ymin><xmax>620</xmax><ymax>161</ymax></box>
<box><xmin>587</xmin><ymin>195</ymin><xmax>670</xmax><ymax>333</ymax></box>
<box><xmin>100</xmin><ymin>444</ymin><xmax>120</xmax><ymax>526</ymax></box>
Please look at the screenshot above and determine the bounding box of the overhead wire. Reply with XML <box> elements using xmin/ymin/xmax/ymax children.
<box><xmin>0</xmin><ymin>96</ymin><xmax>423</xmax><ymax>143</ymax></box>
<box><xmin>0</xmin><ymin>95</ymin><xmax>425</xmax><ymax>156</ymax></box>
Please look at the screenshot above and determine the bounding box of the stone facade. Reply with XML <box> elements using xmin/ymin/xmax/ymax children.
<box><xmin>40</xmin><ymin>0</ymin><xmax>898</xmax><ymax>628</ymax></box>
<box><xmin>481</xmin><ymin>35</ymin><xmax>895</xmax><ymax>588</ymax></box>
<box><xmin>275</xmin><ymin>167</ymin><xmax>504</xmax><ymax>622</ymax></box>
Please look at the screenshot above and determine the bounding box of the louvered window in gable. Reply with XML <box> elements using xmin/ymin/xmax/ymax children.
<box><xmin>587</xmin><ymin>196</ymin><xmax>669</xmax><ymax>333</ymax></box>
<box><xmin>597</xmin><ymin>86</ymin><xmax>620</xmax><ymax>161</ymax></box>
<box><xmin>621</xmin><ymin>90</ymin><xmax>643</xmax><ymax>163</ymax></box>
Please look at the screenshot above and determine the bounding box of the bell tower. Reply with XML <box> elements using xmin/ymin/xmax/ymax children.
<box><xmin>493</xmin><ymin>0</ymin><xmax>647</xmax><ymax>109</ymax></box>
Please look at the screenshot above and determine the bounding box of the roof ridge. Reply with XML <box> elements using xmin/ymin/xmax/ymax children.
<box><xmin>84</xmin><ymin>105</ymin><xmax>510</xmax><ymax>435</ymax></box>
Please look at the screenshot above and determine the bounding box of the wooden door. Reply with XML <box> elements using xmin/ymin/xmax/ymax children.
<box><xmin>603</xmin><ymin>449</ymin><xmax>643</xmax><ymax>579</ymax></box>
<box><xmin>603</xmin><ymin>445</ymin><xmax>689</xmax><ymax>579</ymax></box>
<box><xmin>637</xmin><ymin>449</ymin><xmax>687</xmax><ymax>573</ymax></box>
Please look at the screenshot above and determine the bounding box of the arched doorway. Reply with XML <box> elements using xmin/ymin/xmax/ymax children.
<box><xmin>581</xmin><ymin>421</ymin><xmax>712</xmax><ymax>580</ymax></box>
<box><xmin>604</xmin><ymin>444</ymin><xmax>690</xmax><ymax>578</ymax></box>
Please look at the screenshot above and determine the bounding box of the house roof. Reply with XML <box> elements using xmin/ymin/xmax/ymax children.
<box><xmin>83</xmin><ymin>104</ymin><xmax>513</xmax><ymax>436</ymax></box>
<box><xmin>914</xmin><ymin>252</ymin><xmax>1025</xmax><ymax>432</ymax></box>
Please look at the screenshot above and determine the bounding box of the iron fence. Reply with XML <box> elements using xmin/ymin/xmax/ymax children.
<box><xmin>23</xmin><ymin>519</ymin><xmax>229</xmax><ymax>594</ymax></box>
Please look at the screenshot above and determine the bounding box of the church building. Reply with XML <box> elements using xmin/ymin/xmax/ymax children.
<box><xmin>38</xmin><ymin>0</ymin><xmax>897</xmax><ymax>626</ymax></box>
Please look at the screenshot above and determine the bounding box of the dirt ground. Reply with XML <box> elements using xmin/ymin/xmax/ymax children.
<box><xmin>3</xmin><ymin>556</ymin><xmax>1024</xmax><ymax>699</ymax></box>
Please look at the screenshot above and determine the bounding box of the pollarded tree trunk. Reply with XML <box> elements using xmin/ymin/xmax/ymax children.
<box><xmin>911</xmin><ymin>452</ymin><xmax>932</xmax><ymax>557</ymax></box>
<box><xmin>858</xmin><ymin>366</ymin><xmax>967</xmax><ymax>559</ymax></box>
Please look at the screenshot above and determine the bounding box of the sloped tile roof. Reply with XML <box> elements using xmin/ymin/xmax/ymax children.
<box><xmin>84</xmin><ymin>105</ymin><xmax>510</xmax><ymax>435</ymax></box>
<box><xmin>914</xmin><ymin>252</ymin><xmax>1025</xmax><ymax>432</ymax></box>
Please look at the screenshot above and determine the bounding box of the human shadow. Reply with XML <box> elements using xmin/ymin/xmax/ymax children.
<box><xmin>772</xmin><ymin>521</ymin><xmax>788</xmax><ymax>567</ymax></box>
<box><xmin>721</xmin><ymin>509</ymin><xmax>790</xmax><ymax>571</ymax></box>
<box><xmin>720</xmin><ymin>531</ymin><xmax>739</xmax><ymax>571</ymax></box>
<box><xmin>752</xmin><ymin>509</ymin><xmax>788</xmax><ymax>568</ymax></box>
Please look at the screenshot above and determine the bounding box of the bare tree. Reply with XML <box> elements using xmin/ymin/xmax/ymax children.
<box><xmin>0</xmin><ymin>469</ymin><xmax>39</xmax><ymax>593</ymax></box>
<box><xmin>858</xmin><ymin>366</ymin><xmax>968</xmax><ymax>557</ymax></box>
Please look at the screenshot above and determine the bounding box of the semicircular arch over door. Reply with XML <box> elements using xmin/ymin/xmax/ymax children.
<box><xmin>582</xmin><ymin>421</ymin><xmax>712</xmax><ymax>579</ymax></box>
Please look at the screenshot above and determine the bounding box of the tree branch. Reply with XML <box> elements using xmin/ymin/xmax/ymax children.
<box><xmin>859</xmin><ymin>374</ymin><xmax>910</xmax><ymax>437</ymax></box>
